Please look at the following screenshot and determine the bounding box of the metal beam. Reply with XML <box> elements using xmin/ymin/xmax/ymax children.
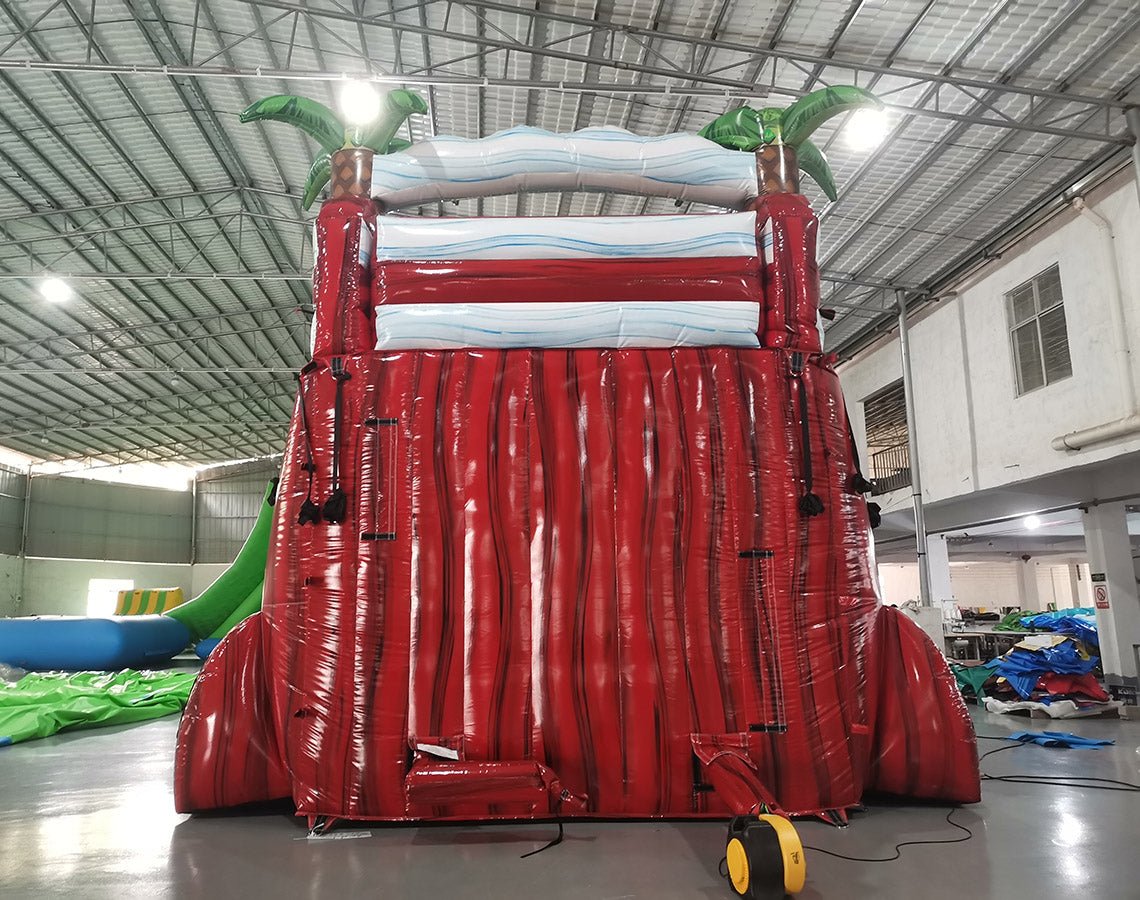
<box><xmin>1</xmin><ymin>56</ymin><xmax>1125</xmax><ymax>144</ymax></box>
<box><xmin>0</xmin><ymin>271</ymin><xmax>309</xmax><ymax>281</ymax></box>
<box><xmin>1</xmin><ymin>419</ymin><xmax>290</xmax><ymax>440</ymax></box>
<box><xmin>0</xmin><ymin>368</ymin><xmax>298</xmax><ymax>376</ymax></box>
<box><xmin>0</xmin><ymin>377</ymin><xmax>295</xmax><ymax>436</ymax></box>
<box><xmin>820</xmin><ymin>0</ymin><xmax>1127</xmax><ymax>300</ymax></box>
<box><xmin>259</xmin><ymin>0</ymin><xmax>1129</xmax><ymax>110</ymax></box>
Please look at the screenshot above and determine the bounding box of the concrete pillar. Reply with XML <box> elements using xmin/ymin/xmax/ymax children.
<box><xmin>1082</xmin><ymin>502</ymin><xmax>1140</xmax><ymax>698</ymax></box>
<box><xmin>1068</xmin><ymin>563</ymin><xmax>1086</xmax><ymax>608</ymax></box>
<box><xmin>926</xmin><ymin>533</ymin><xmax>954</xmax><ymax>607</ymax></box>
<box><xmin>1016</xmin><ymin>558</ymin><xmax>1040</xmax><ymax>612</ymax></box>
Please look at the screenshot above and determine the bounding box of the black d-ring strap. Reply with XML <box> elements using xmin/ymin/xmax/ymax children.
<box><xmin>296</xmin><ymin>373</ymin><xmax>321</xmax><ymax>525</ymax></box>
<box><xmin>792</xmin><ymin>353</ymin><xmax>824</xmax><ymax>518</ymax></box>
<box><xmin>846</xmin><ymin>413</ymin><xmax>876</xmax><ymax>495</ymax></box>
<box><xmin>322</xmin><ymin>358</ymin><xmax>351</xmax><ymax>524</ymax></box>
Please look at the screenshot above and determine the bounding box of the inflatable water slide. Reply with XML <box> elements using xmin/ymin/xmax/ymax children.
<box><xmin>0</xmin><ymin>480</ymin><xmax>277</xmax><ymax>670</ymax></box>
<box><xmin>174</xmin><ymin>85</ymin><xmax>980</xmax><ymax>863</ymax></box>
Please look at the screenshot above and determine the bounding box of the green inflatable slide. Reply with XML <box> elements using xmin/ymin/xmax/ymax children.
<box><xmin>167</xmin><ymin>478</ymin><xmax>277</xmax><ymax>647</ymax></box>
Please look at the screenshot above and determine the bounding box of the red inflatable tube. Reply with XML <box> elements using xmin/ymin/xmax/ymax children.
<box><xmin>372</xmin><ymin>257</ymin><xmax>761</xmax><ymax>306</ymax></box>
<box><xmin>756</xmin><ymin>195</ymin><xmax>822</xmax><ymax>353</ymax></box>
<box><xmin>173</xmin><ymin>347</ymin><xmax>978</xmax><ymax>822</ymax></box>
<box><xmin>310</xmin><ymin>196</ymin><xmax>376</xmax><ymax>358</ymax></box>
<box><xmin>174</xmin><ymin>613</ymin><xmax>290</xmax><ymax>812</ymax></box>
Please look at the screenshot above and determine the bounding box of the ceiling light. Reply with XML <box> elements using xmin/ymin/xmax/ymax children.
<box><xmin>339</xmin><ymin>80</ymin><xmax>381</xmax><ymax>127</ymax></box>
<box><xmin>1023</xmin><ymin>515</ymin><xmax>1042</xmax><ymax>530</ymax></box>
<box><xmin>844</xmin><ymin>108</ymin><xmax>889</xmax><ymax>152</ymax></box>
<box><xmin>40</xmin><ymin>276</ymin><xmax>72</xmax><ymax>303</ymax></box>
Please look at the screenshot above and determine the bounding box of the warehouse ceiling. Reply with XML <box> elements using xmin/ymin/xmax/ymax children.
<box><xmin>0</xmin><ymin>0</ymin><xmax>1136</xmax><ymax>467</ymax></box>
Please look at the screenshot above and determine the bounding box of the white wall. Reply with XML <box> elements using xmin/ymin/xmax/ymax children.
<box><xmin>190</xmin><ymin>563</ymin><xmax>229</xmax><ymax>597</ymax></box>
<box><xmin>0</xmin><ymin>555</ymin><xmax>246</xmax><ymax>617</ymax></box>
<box><xmin>951</xmin><ymin>561</ymin><xmax>1022</xmax><ymax>609</ymax></box>
<box><xmin>876</xmin><ymin>563</ymin><xmax>919</xmax><ymax>606</ymax></box>
<box><xmin>4</xmin><ymin>559</ymin><xmax>236</xmax><ymax>617</ymax></box>
<box><xmin>19</xmin><ymin>558</ymin><xmax>192</xmax><ymax>617</ymax></box>
<box><xmin>842</xmin><ymin>177</ymin><xmax>1140</xmax><ymax>512</ymax></box>
<box><xmin>876</xmin><ymin>559</ymin><xmax>1089</xmax><ymax>611</ymax></box>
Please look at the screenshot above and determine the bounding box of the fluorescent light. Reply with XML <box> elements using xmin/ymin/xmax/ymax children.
<box><xmin>1023</xmin><ymin>515</ymin><xmax>1042</xmax><ymax>530</ymax></box>
<box><xmin>844</xmin><ymin>108</ymin><xmax>889</xmax><ymax>152</ymax></box>
<box><xmin>40</xmin><ymin>276</ymin><xmax>72</xmax><ymax>303</ymax></box>
<box><xmin>340</xmin><ymin>80</ymin><xmax>381</xmax><ymax>127</ymax></box>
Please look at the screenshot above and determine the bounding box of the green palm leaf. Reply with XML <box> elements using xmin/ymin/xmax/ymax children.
<box><xmin>795</xmin><ymin>140</ymin><xmax>838</xmax><ymax>202</ymax></box>
<box><xmin>358</xmin><ymin>89</ymin><xmax>430</xmax><ymax>153</ymax></box>
<box><xmin>301</xmin><ymin>154</ymin><xmax>332</xmax><ymax>210</ymax></box>
<box><xmin>240</xmin><ymin>95</ymin><xmax>345</xmax><ymax>154</ymax></box>
<box><xmin>698</xmin><ymin>107</ymin><xmax>763</xmax><ymax>151</ymax></box>
<box><xmin>779</xmin><ymin>86</ymin><xmax>882</xmax><ymax>148</ymax></box>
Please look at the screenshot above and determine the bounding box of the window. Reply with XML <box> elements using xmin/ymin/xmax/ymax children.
<box><xmin>87</xmin><ymin>578</ymin><xmax>133</xmax><ymax>617</ymax></box>
<box><xmin>863</xmin><ymin>379</ymin><xmax>910</xmax><ymax>495</ymax></box>
<box><xmin>1007</xmin><ymin>264</ymin><xmax>1071</xmax><ymax>395</ymax></box>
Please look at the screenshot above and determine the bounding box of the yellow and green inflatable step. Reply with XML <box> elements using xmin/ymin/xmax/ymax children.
<box><xmin>114</xmin><ymin>588</ymin><xmax>186</xmax><ymax>616</ymax></box>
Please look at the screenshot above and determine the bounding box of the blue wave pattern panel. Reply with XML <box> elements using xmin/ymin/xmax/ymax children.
<box><xmin>374</xmin><ymin>212</ymin><xmax>758</xmax><ymax>261</ymax></box>
<box><xmin>370</xmin><ymin>126</ymin><xmax>759</xmax><ymax>210</ymax></box>
<box><xmin>373</xmin><ymin>301</ymin><xmax>762</xmax><ymax>350</ymax></box>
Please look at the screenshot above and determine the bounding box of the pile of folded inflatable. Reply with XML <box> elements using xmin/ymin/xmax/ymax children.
<box><xmin>953</xmin><ymin>612</ymin><xmax>1120</xmax><ymax>718</ymax></box>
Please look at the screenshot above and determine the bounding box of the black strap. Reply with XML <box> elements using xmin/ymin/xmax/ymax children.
<box><xmin>296</xmin><ymin>374</ymin><xmax>321</xmax><ymax>525</ymax></box>
<box><xmin>792</xmin><ymin>353</ymin><xmax>824</xmax><ymax>517</ymax></box>
<box><xmin>322</xmin><ymin>358</ymin><xmax>351</xmax><ymax>524</ymax></box>
<box><xmin>845</xmin><ymin>412</ymin><xmax>876</xmax><ymax>495</ymax></box>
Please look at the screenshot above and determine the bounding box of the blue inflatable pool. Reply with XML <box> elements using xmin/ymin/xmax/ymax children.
<box><xmin>194</xmin><ymin>638</ymin><xmax>221</xmax><ymax>660</ymax></box>
<box><xmin>0</xmin><ymin>615</ymin><xmax>191</xmax><ymax>671</ymax></box>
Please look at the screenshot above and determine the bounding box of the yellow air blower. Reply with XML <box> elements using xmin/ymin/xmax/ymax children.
<box><xmin>725</xmin><ymin>814</ymin><xmax>806</xmax><ymax>899</ymax></box>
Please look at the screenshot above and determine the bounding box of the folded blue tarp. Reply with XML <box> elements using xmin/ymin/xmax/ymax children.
<box><xmin>1020</xmin><ymin>609</ymin><xmax>1098</xmax><ymax>646</ymax></box>
<box><xmin>995</xmin><ymin>642</ymin><xmax>1099</xmax><ymax>699</ymax></box>
<box><xmin>1006</xmin><ymin>730</ymin><xmax>1113</xmax><ymax>749</ymax></box>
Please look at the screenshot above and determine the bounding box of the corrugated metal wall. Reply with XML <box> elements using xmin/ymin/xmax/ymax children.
<box><xmin>0</xmin><ymin>464</ymin><xmax>27</xmax><ymax>557</ymax></box>
<box><xmin>26</xmin><ymin>475</ymin><xmax>193</xmax><ymax>563</ymax></box>
<box><xmin>194</xmin><ymin>463</ymin><xmax>279</xmax><ymax>564</ymax></box>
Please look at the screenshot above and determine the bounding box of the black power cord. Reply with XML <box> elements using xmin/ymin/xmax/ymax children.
<box><xmin>786</xmin><ymin>736</ymin><xmax>1139</xmax><ymax>867</ymax></box>
<box><xmin>520</xmin><ymin>821</ymin><xmax>564</xmax><ymax>859</ymax></box>
<box><xmin>976</xmin><ymin>733</ymin><xmax>1140</xmax><ymax>792</ymax></box>
<box><xmin>801</xmin><ymin>808</ymin><xmax>973</xmax><ymax>863</ymax></box>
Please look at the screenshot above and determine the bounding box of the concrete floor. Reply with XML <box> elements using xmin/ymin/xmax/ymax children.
<box><xmin>1</xmin><ymin>707</ymin><xmax>1138</xmax><ymax>899</ymax></box>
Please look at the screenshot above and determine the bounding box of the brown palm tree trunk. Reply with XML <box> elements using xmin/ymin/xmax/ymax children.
<box><xmin>756</xmin><ymin>144</ymin><xmax>799</xmax><ymax>196</ymax></box>
<box><xmin>330</xmin><ymin>147</ymin><xmax>374</xmax><ymax>200</ymax></box>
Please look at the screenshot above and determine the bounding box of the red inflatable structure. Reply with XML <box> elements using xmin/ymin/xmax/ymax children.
<box><xmin>175</xmin><ymin>119</ymin><xmax>979</xmax><ymax>834</ymax></box>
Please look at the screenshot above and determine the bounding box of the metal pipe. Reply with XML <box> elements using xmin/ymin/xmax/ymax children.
<box><xmin>896</xmin><ymin>289</ymin><xmax>932</xmax><ymax>606</ymax></box>
<box><xmin>1128</xmin><ymin>107</ymin><xmax>1140</xmax><ymax>213</ymax></box>
<box><xmin>16</xmin><ymin>466</ymin><xmax>31</xmax><ymax>614</ymax></box>
<box><xmin>1051</xmin><ymin>196</ymin><xmax>1139</xmax><ymax>451</ymax></box>
<box><xmin>190</xmin><ymin>477</ymin><xmax>198</xmax><ymax>566</ymax></box>
<box><xmin>1073</xmin><ymin>197</ymin><xmax>1135</xmax><ymax>412</ymax></box>
<box><xmin>1052</xmin><ymin>414</ymin><xmax>1140</xmax><ymax>451</ymax></box>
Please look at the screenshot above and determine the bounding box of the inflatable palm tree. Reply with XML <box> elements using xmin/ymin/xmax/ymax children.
<box><xmin>240</xmin><ymin>89</ymin><xmax>428</xmax><ymax>209</ymax></box>
<box><xmin>699</xmin><ymin>86</ymin><xmax>882</xmax><ymax>200</ymax></box>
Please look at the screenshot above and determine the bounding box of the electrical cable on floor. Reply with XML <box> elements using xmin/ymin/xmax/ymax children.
<box><xmin>786</xmin><ymin>736</ymin><xmax>1138</xmax><ymax>869</ymax></box>
<box><xmin>975</xmin><ymin>734</ymin><xmax>1140</xmax><ymax>792</ymax></box>
<box><xmin>520</xmin><ymin>820</ymin><xmax>564</xmax><ymax>858</ymax></box>
<box><xmin>800</xmin><ymin>808</ymin><xmax>973</xmax><ymax>863</ymax></box>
